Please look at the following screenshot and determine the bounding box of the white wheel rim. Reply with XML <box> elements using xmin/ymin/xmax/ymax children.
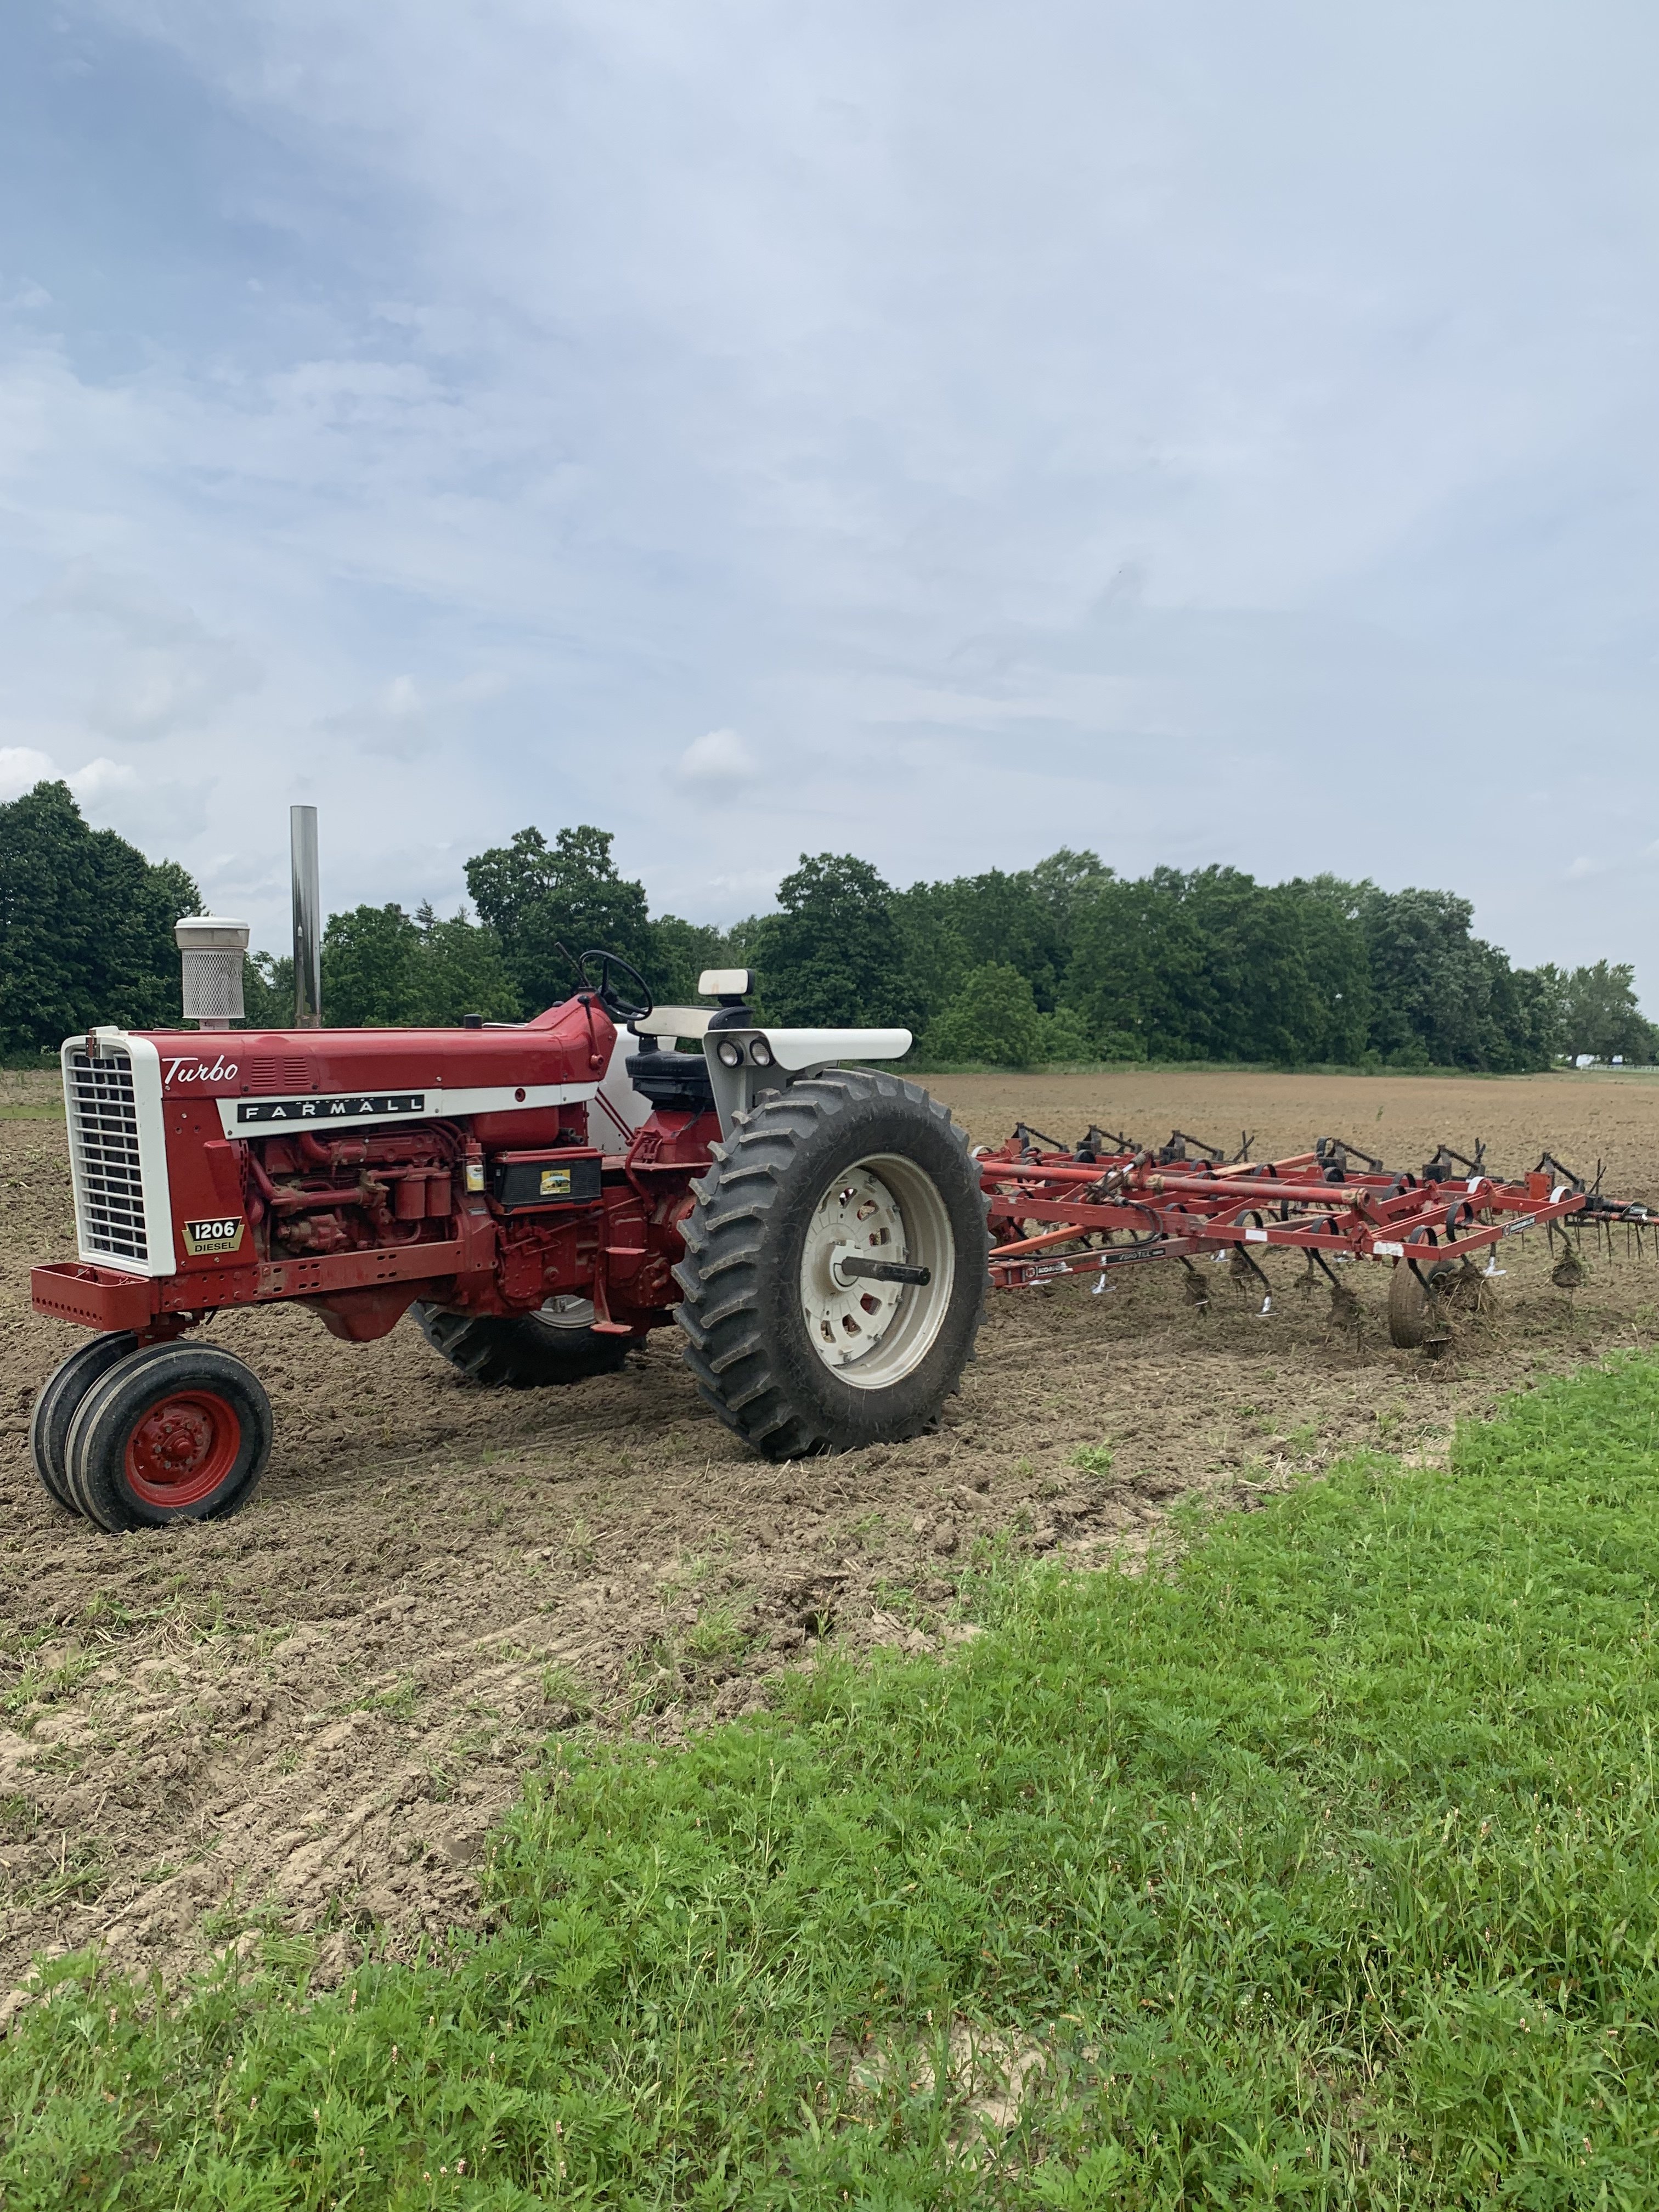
<box><xmin>798</xmin><ymin>1153</ymin><xmax>955</xmax><ymax>1390</ymax></box>
<box><xmin>539</xmin><ymin>1296</ymin><xmax>596</xmax><ymax>1331</ymax></box>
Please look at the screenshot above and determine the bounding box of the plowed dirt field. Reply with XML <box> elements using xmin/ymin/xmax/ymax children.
<box><xmin>3</xmin><ymin>1064</ymin><xmax>1656</xmax><ymax>2006</ymax></box>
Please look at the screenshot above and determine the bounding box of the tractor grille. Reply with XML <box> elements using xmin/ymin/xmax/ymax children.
<box><xmin>66</xmin><ymin>1050</ymin><xmax>150</xmax><ymax>1262</ymax></box>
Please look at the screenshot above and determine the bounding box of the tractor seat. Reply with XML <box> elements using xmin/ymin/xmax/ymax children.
<box><xmin>627</xmin><ymin>1050</ymin><xmax>715</xmax><ymax>1113</ymax></box>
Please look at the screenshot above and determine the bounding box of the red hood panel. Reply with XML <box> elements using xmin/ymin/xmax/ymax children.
<box><xmin>138</xmin><ymin>1003</ymin><xmax>610</xmax><ymax>1101</ymax></box>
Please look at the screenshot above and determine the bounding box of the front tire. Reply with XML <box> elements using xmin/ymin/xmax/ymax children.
<box><xmin>29</xmin><ymin>1330</ymin><xmax>139</xmax><ymax>1514</ymax></box>
<box><xmin>411</xmin><ymin>1297</ymin><xmax>634</xmax><ymax>1388</ymax></box>
<box><xmin>674</xmin><ymin>1069</ymin><xmax>989</xmax><ymax>1459</ymax></box>
<box><xmin>65</xmin><ymin>1344</ymin><xmax>273</xmax><ymax>1532</ymax></box>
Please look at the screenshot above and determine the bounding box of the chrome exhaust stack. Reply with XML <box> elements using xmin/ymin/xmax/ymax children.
<box><xmin>290</xmin><ymin>804</ymin><xmax>322</xmax><ymax>1028</ymax></box>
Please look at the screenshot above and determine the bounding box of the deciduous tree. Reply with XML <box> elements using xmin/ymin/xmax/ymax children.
<box><xmin>0</xmin><ymin>781</ymin><xmax>199</xmax><ymax>1052</ymax></box>
<box><xmin>752</xmin><ymin>854</ymin><xmax>912</xmax><ymax>1028</ymax></box>
<box><xmin>466</xmin><ymin>826</ymin><xmax>654</xmax><ymax>1012</ymax></box>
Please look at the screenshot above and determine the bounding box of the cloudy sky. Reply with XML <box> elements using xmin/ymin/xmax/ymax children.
<box><xmin>2</xmin><ymin>3</ymin><xmax>1656</xmax><ymax>985</ymax></box>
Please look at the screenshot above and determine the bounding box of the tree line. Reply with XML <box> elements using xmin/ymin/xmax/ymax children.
<box><xmin>2</xmin><ymin>778</ymin><xmax>1652</xmax><ymax>1069</ymax></box>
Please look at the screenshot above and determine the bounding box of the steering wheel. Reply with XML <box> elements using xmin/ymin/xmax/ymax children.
<box><xmin>578</xmin><ymin>949</ymin><xmax>653</xmax><ymax>1023</ymax></box>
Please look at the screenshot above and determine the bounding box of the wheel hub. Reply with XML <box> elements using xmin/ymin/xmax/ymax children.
<box><xmin>797</xmin><ymin>1152</ymin><xmax>956</xmax><ymax>1390</ymax></box>
<box><xmin>125</xmin><ymin>1389</ymin><xmax>240</xmax><ymax>1506</ymax></box>
<box><xmin>800</xmin><ymin>1166</ymin><xmax>910</xmax><ymax>1369</ymax></box>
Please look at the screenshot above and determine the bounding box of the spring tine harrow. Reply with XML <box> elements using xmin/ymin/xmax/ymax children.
<box><xmin>980</xmin><ymin>1128</ymin><xmax>1654</xmax><ymax>1296</ymax></box>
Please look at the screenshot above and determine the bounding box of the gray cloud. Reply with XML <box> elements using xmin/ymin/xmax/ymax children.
<box><xmin>676</xmin><ymin>727</ymin><xmax>759</xmax><ymax>797</ymax></box>
<box><xmin>13</xmin><ymin>563</ymin><xmax>262</xmax><ymax>741</ymax></box>
<box><xmin>0</xmin><ymin>1</ymin><xmax>1655</xmax><ymax>980</ymax></box>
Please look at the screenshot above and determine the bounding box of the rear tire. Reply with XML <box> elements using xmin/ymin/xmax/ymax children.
<box><xmin>66</xmin><ymin>1343</ymin><xmax>273</xmax><ymax>1532</ymax></box>
<box><xmin>675</xmin><ymin>1069</ymin><xmax>988</xmax><ymax>1460</ymax></box>
<box><xmin>30</xmin><ymin>1331</ymin><xmax>139</xmax><ymax>1514</ymax></box>
<box><xmin>411</xmin><ymin>1298</ymin><xmax>634</xmax><ymax>1388</ymax></box>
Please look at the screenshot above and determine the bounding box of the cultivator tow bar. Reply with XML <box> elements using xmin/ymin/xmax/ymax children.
<box><xmin>975</xmin><ymin>1128</ymin><xmax>1652</xmax><ymax>1346</ymax></box>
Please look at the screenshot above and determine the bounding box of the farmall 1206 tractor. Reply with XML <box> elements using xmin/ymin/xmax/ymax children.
<box><xmin>29</xmin><ymin>935</ymin><xmax>989</xmax><ymax>1533</ymax></box>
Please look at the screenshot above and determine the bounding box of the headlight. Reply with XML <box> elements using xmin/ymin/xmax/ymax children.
<box><xmin>749</xmin><ymin>1038</ymin><xmax>774</xmax><ymax>1067</ymax></box>
<box><xmin>715</xmin><ymin>1039</ymin><xmax>743</xmax><ymax>1069</ymax></box>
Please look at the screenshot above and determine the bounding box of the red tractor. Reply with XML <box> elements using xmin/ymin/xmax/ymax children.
<box><xmin>29</xmin><ymin>953</ymin><xmax>989</xmax><ymax>1532</ymax></box>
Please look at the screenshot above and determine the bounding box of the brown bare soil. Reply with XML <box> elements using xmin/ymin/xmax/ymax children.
<box><xmin>2</xmin><ymin>1064</ymin><xmax>1657</xmax><ymax>2006</ymax></box>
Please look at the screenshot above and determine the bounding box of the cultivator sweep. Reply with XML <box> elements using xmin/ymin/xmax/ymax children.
<box><xmin>976</xmin><ymin>1125</ymin><xmax>1654</xmax><ymax>1347</ymax></box>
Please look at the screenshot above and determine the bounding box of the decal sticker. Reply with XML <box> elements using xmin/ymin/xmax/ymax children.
<box><xmin>539</xmin><ymin>1167</ymin><xmax>573</xmax><ymax>1198</ymax></box>
<box><xmin>165</xmin><ymin>1054</ymin><xmax>239</xmax><ymax>1085</ymax></box>
<box><xmin>1372</xmin><ymin>1239</ymin><xmax>1405</xmax><ymax>1257</ymax></box>
<box><xmin>236</xmin><ymin>1092</ymin><xmax>425</xmax><ymax>1125</ymax></box>
<box><xmin>183</xmin><ymin>1216</ymin><xmax>245</xmax><ymax>1256</ymax></box>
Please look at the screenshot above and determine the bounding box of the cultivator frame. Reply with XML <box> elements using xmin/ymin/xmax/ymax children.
<box><xmin>976</xmin><ymin>1126</ymin><xmax>1652</xmax><ymax>1330</ymax></box>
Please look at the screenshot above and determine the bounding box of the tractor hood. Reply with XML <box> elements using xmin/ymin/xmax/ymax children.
<box><xmin>70</xmin><ymin>994</ymin><xmax>610</xmax><ymax>1141</ymax></box>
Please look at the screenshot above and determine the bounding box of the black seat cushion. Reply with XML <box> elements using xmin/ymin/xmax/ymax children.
<box><xmin>627</xmin><ymin>1050</ymin><xmax>715</xmax><ymax>1112</ymax></box>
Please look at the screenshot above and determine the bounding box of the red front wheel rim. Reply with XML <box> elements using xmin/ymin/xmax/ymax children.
<box><xmin>123</xmin><ymin>1389</ymin><xmax>241</xmax><ymax>1508</ymax></box>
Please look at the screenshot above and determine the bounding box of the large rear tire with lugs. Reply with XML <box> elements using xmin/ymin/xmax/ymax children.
<box><xmin>411</xmin><ymin>1298</ymin><xmax>634</xmax><ymax>1388</ymax></box>
<box><xmin>674</xmin><ymin>1069</ymin><xmax>989</xmax><ymax>1460</ymax></box>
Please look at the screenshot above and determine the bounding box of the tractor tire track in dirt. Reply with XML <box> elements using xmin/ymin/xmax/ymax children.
<box><xmin>2</xmin><ymin>1065</ymin><xmax>1656</xmax><ymax>2002</ymax></box>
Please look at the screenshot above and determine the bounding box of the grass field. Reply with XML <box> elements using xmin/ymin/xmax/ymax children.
<box><xmin>8</xmin><ymin>1358</ymin><xmax>1659</xmax><ymax>2206</ymax></box>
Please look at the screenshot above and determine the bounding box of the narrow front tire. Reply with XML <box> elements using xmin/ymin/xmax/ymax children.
<box><xmin>65</xmin><ymin>1344</ymin><xmax>273</xmax><ymax>1532</ymax></box>
<box><xmin>29</xmin><ymin>1330</ymin><xmax>139</xmax><ymax>1514</ymax></box>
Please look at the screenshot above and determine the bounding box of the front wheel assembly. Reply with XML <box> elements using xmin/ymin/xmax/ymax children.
<box><xmin>674</xmin><ymin>1068</ymin><xmax>989</xmax><ymax>1459</ymax></box>
<box><xmin>61</xmin><ymin>1342</ymin><xmax>274</xmax><ymax>1531</ymax></box>
<box><xmin>30</xmin><ymin>1329</ymin><xmax>139</xmax><ymax>1511</ymax></box>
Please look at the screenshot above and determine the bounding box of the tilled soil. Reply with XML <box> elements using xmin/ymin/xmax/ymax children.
<box><xmin>2</xmin><ymin>1065</ymin><xmax>1656</xmax><ymax>2005</ymax></box>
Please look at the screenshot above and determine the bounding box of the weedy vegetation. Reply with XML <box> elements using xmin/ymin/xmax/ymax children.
<box><xmin>6</xmin><ymin>1359</ymin><xmax>1659</xmax><ymax>2204</ymax></box>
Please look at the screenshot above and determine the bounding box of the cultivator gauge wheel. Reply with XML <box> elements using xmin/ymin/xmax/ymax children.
<box><xmin>675</xmin><ymin>1069</ymin><xmax>989</xmax><ymax>1459</ymax></box>
<box><xmin>63</xmin><ymin>1342</ymin><xmax>273</xmax><ymax>1531</ymax></box>
<box><xmin>411</xmin><ymin>1298</ymin><xmax>634</xmax><ymax>1389</ymax></box>
<box><xmin>1386</xmin><ymin>1250</ymin><xmax>1500</xmax><ymax>1352</ymax></box>
<box><xmin>1388</xmin><ymin>1257</ymin><xmax>1443</xmax><ymax>1350</ymax></box>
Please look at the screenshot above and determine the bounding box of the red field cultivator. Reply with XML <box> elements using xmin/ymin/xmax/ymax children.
<box><xmin>977</xmin><ymin>1125</ymin><xmax>1652</xmax><ymax>1346</ymax></box>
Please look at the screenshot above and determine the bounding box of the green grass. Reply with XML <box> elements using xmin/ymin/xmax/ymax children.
<box><xmin>9</xmin><ymin>1362</ymin><xmax>1659</xmax><ymax>2205</ymax></box>
<box><xmin>1068</xmin><ymin>1443</ymin><xmax>1115</xmax><ymax>1477</ymax></box>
